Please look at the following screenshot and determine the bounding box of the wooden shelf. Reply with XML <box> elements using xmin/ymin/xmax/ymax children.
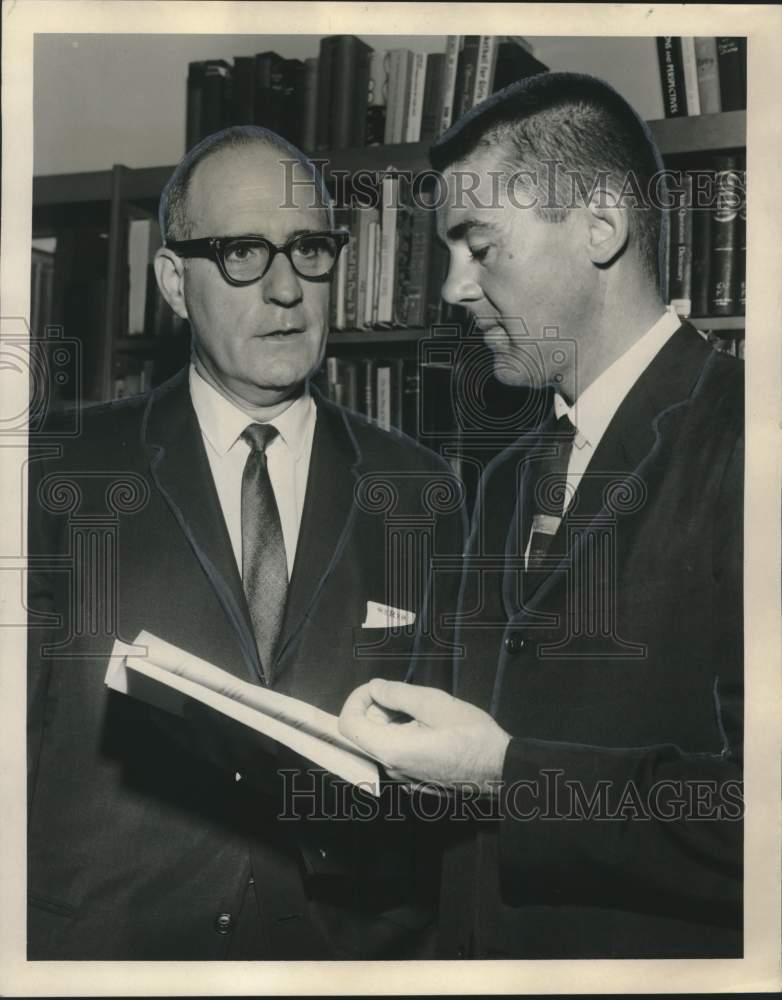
<box><xmin>649</xmin><ymin>111</ymin><xmax>745</xmax><ymax>155</ymax></box>
<box><xmin>689</xmin><ymin>315</ymin><xmax>745</xmax><ymax>332</ymax></box>
<box><xmin>32</xmin><ymin>112</ymin><xmax>747</xmax><ymax>209</ymax></box>
<box><xmin>328</xmin><ymin>328</ymin><xmax>427</xmax><ymax>347</ymax></box>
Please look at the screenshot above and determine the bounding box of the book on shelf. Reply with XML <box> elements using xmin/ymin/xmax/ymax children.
<box><xmin>657</xmin><ymin>36</ymin><xmax>746</xmax><ymax>119</ymax></box>
<box><xmin>366</xmin><ymin>50</ymin><xmax>389</xmax><ymax>145</ymax></box>
<box><xmin>384</xmin><ymin>49</ymin><xmax>412</xmax><ymax>144</ymax></box>
<box><xmin>107</xmin><ymin>632</ymin><xmax>382</xmax><ymax>792</ymax></box>
<box><xmin>694</xmin><ymin>37</ymin><xmax>721</xmax><ymax>113</ymax></box>
<box><xmin>680</xmin><ymin>38</ymin><xmax>701</xmax><ymax>116</ymax></box>
<box><xmin>301</xmin><ymin>57</ymin><xmax>319</xmax><ymax>151</ymax></box>
<box><xmin>657</xmin><ymin>37</ymin><xmax>687</xmax><ymax>118</ymax></box>
<box><xmin>420</xmin><ymin>52</ymin><xmax>445</xmax><ymax>142</ymax></box>
<box><xmin>666</xmin><ymin>173</ymin><xmax>693</xmax><ymax>317</ymax></box>
<box><xmin>708</xmin><ymin>153</ymin><xmax>742</xmax><ymax>316</ymax></box>
<box><xmin>323</xmin><ymin>356</ymin><xmax>411</xmax><ymax>439</ymax></box>
<box><xmin>438</xmin><ymin>36</ymin><xmax>462</xmax><ymax>136</ymax></box>
<box><xmin>716</xmin><ymin>37</ymin><xmax>746</xmax><ymax>112</ymax></box>
<box><xmin>405</xmin><ymin>52</ymin><xmax>428</xmax><ymax>143</ymax></box>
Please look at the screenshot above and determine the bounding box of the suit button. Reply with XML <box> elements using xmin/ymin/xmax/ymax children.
<box><xmin>215</xmin><ymin>912</ymin><xmax>233</xmax><ymax>934</ymax></box>
<box><xmin>504</xmin><ymin>635</ymin><xmax>524</xmax><ymax>654</ymax></box>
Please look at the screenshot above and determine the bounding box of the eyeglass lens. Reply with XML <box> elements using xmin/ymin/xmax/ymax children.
<box><xmin>222</xmin><ymin>235</ymin><xmax>340</xmax><ymax>281</ymax></box>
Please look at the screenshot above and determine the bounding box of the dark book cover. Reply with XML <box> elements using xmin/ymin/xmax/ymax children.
<box><xmin>401</xmin><ymin>358</ymin><xmax>421</xmax><ymax>440</ymax></box>
<box><xmin>361</xmin><ymin>358</ymin><xmax>376</xmax><ymax>419</ymax></box>
<box><xmin>186</xmin><ymin>61</ymin><xmax>205</xmax><ymax>150</ymax></box>
<box><xmin>344</xmin><ymin>210</ymin><xmax>360</xmax><ymax>329</ymax></box>
<box><xmin>667</xmin><ymin>173</ymin><xmax>693</xmax><ymax>309</ymax></box>
<box><xmin>420</xmin><ymin>53</ymin><xmax>446</xmax><ymax>142</ymax></box>
<box><xmin>456</xmin><ymin>36</ymin><xmax>480</xmax><ymax>119</ymax></box>
<box><xmin>709</xmin><ymin>154</ymin><xmax>741</xmax><ymax>315</ymax></box>
<box><xmin>316</xmin><ymin>37</ymin><xmax>337</xmax><ymax>149</ymax></box>
<box><xmin>349</xmin><ymin>40</ymin><xmax>374</xmax><ymax>147</ymax></box>
<box><xmin>254</xmin><ymin>51</ymin><xmax>284</xmax><ymax>133</ymax></box>
<box><xmin>657</xmin><ymin>37</ymin><xmax>686</xmax><ymax>118</ymax></box>
<box><xmin>230</xmin><ymin>56</ymin><xmax>255</xmax><ymax>126</ymax></box>
<box><xmin>301</xmin><ymin>57</ymin><xmax>319</xmax><ymax>152</ymax></box>
<box><xmin>201</xmin><ymin>60</ymin><xmax>232</xmax><ymax>140</ymax></box>
<box><xmin>392</xmin><ymin>186</ymin><xmax>417</xmax><ymax>326</ymax></box>
<box><xmin>492</xmin><ymin>39</ymin><xmax>549</xmax><ymax>91</ymax></box>
<box><xmin>278</xmin><ymin>58</ymin><xmax>306</xmax><ymax>147</ymax></box>
<box><xmin>690</xmin><ymin>197</ymin><xmax>713</xmax><ymax>318</ymax></box>
<box><xmin>717</xmin><ymin>37</ymin><xmax>746</xmax><ymax>111</ymax></box>
<box><xmin>400</xmin><ymin>195</ymin><xmax>436</xmax><ymax>328</ymax></box>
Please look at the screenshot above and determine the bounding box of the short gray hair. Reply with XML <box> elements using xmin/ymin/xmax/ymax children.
<box><xmin>159</xmin><ymin>125</ymin><xmax>333</xmax><ymax>241</ymax></box>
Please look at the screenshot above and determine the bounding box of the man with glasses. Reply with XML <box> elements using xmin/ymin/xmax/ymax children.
<box><xmin>26</xmin><ymin>126</ymin><xmax>464</xmax><ymax>960</ymax></box>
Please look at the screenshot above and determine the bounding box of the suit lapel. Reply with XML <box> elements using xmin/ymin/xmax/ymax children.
<box><xmin>513</xmin><ymin>322</ymin><xmax>716</xmax><ymax>612</ymax></box>
<box><xmin>273</xmin><ymin>392</ymin><xmax>364</xmax><ymax>676</ymax></box>
<box><xmin>142</xmin><ymin>370</ymin><xmax>263</xmax><ymax>684</ymax></box>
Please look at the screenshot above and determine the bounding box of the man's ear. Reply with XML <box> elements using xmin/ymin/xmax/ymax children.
<box><xmin>584</xmin><ymin>190</ymin><xmax>630</xmax><ymax>268</ymax></box>
<box><xmin>154</xmin><ymin>247</ymin><xmax>189</xmax><ymax>319</ymax></box>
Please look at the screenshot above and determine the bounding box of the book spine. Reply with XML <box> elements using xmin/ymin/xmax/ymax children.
<box><xmin>186</xmin><ymin>61</ymin><xmax>205</xmax><ymax>150</ymax></box>
<box><xmin>667</xmin><ymin>174</ymin><xmax>693</xmax><ymax>316</ymax></box>
<box><xmin>680</xmin><ymin>38</ymin><xmax>701</xmax><ymax>116</ymax></box>
<box><xmin>717</xmin><ymin>37</ymin><xmax>745</xmax><ymax>111</ymax></box>
<box><xmin>708</xmin><ymin>155</ymin><xmax>741</xmax><ymax>315</ymax></box>
<box><xmin>365</xmin><ymin>220</ymin><xmax>379</xmax><ymax>327</ymax></box>
<box><xmin>657</xmin><ymin>37</ymin><xmax>686</xmax><ymax>118</ymax></box>
<box><xmin>372</xmin><ymin>221</ymin><xmax>382</xmax><ymax>325</ymax></box>
<box><xmin>331</xmin><ymin>36</ymin><xmax>358</xmax><ymax>149</ymax></box>
<box><xmin>342</xmin><ymin>361</ymin><xmax>358</xmax><ymax>411</ymax></box>
<box><xmin>694</xmin><ymin>37</ymin><xmax>721</xmax><ymax>114</ymax></box>
<box><xmin>366</xmin><ymin>50</ymin><xmax>389</xmax><ymax>146</ymax></box>
<box><xmin>202</xmin><ymin>60</ymin><xmax>231</xmax><ymax>138</ymax></box>
<box><xmin>316</xmin><ymin>38</ymin><xmax>335</xmax><ymax>149</ymax></box>
<box><xmin>405</xmin><ymin>52</ymin><xmax>427</xmax><ymax>143</ymax></box>
<box><xmin>362</xmin><ymin>359</ymin><xmax>375</xmax><ymax>418</ymax></box>
<box><xmin>457</xmin><ymin>36</ymin><xmax>480</xmax><ymax>117</ymax></box>
<box><xmin>230</xmin><ymin>56</ymin><xmax>255</xmax><ymax>125</ymax></box>
<box><xmin>377</xmin><ymin>176</ymin><xmax>399</xmax><ymax>324</ymax></box>
<box><xmin>472</xmin><ymin>36</ymin><xmax>498</xmax><ymax>105</ymax></box>
<box><xmin>344</xmin><ymin>219</ymin><xmax>359</xmax><ymax>328</ymax></box>
<box><xmin>301</xmin><ymin>57</ymin><xmax>319</xmax><ymax>151</ymax></box>
<box><xmin>350</xmin><ymin>41</ymin><xmax>373</xmax><ymax>147</ymax></box>
<box><xmin>376</xmin><ymin>364</ymin><xmax>392</xmax><ymax>430</ymax></box>
<box><xmin>403</xmin><ymin>198</ymin><xmax>435</xmax><ymax>328</ymax></box>
<box><xmin>391</xmin><ymin>358</ymin><xmax>404</xmax><ymax>432</ymax></box>
<box><xmin>438</xmin><ymin>36</ymin><xmax>461</xmax><ymax>136</ymax></box>
<box><xmin>690</xmin><ymin>185</ymin><xmax>713</xmax><ymax>318</ymax></box>
<box><xmin>420</xmin><ymin>53</ymin><xmax>445</xmax><ymax>142</ymax></box>
<box><xmin>385</xmin><ymin>50</ymin><xmax>410</xmax><ymax>144</ymax></box>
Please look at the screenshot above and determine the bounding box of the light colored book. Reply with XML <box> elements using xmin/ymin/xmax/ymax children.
<box><xmin>472</xmin><ymin>36</ymin><xmax>498</xmax><ymax>106</ymax></box>
<box><xmin>377</xmin><ymin>173</ymin><xmax>399</xmax><ymax>324</ymax></box>
<box><xmin>694</xmin><ymin>37</ymin><xmax>721</xmax><ymax>113</ymax></box>
<box><xmin>106</xmin><ymin>631</ymin><xmax>382</xmax><ymax>793</ymax></box>
<box><xmin>384</xmin><ymin>49</ymin><xmax>412</xmax><ymax>144</ymax></box>
<box><xmin>376</xmin><ymin>364</ymin><xmax>392</xmax><ymax>430</ymax></box>
<box><xmin>680</xmin><ymin>38</ymin><xmax>701</xmax><ymax>116</ymax></box>
<box><xmin>439</xmin><ymin>36</ymin><xmax>461</xmax><ymax>136</ymax></box>
<box><xmin>405</xmin><ymin>52</ymin><xmax>428</xmax><ymax>142</ymax></box>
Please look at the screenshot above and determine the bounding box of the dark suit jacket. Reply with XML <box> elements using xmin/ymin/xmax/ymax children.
<box><xmin>27</xmin><ymin>369</ymin><xmax>465</xmax><ymax>960</ymax></box>
<box><xmin>438</xmin><ymin>323</ymin><xmax>743</xmax><ymax>958</ymax></box>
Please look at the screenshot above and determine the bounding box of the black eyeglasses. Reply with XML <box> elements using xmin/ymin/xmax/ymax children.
<box><xmin>165</xmin><ymin>230</ymin><xmax>350</xmax><ymax>285</ymax></box>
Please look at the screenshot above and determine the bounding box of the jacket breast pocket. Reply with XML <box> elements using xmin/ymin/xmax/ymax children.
<box><xmin>350</xmin><ymin>626</ymin><xmax>418</xmax><ymax>681</ymax></box>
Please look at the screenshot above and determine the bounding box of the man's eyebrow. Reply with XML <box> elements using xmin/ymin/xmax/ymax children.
<box><xmin>223</xmin><ymin>227</ymin><xmax>327</xmax><ymax>241</ymax></box>
<box><xmin>445</xmin><ymin>219</ymin><xmax>501</xmax><ymax>242</ymax></box>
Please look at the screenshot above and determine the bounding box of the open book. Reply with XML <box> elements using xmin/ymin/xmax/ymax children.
<box><xmin>106</xmin><ymin>631</ymin><xmax>382</xmax><ymax>795</ymax></box>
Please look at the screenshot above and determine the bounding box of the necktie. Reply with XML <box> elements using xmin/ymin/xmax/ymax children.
<box><xmin>526</xmin><ymin>412</ymin><xmax>577</xmax><ymax>575</ymax></box>
<box><xmin>241</xmin><ymin>423</ymin><xmax>288</xmax><ymax>680</ymax></box>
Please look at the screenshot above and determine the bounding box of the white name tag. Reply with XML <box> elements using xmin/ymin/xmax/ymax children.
<box><xmin>362</xmin><ymin>601</ymin><xmax>416</xmax><ymax>628</ymax></box>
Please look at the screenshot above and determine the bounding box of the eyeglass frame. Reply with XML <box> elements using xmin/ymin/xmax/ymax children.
<box><xmin>164</xmin><ymin>230</ymin><xmax>350</xmax><ymax>286</ymax></box>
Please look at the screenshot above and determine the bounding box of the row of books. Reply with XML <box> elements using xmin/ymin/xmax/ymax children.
<box><xmin>656</xmin><ymin>37</ymin><xmax>746</xmax><ymax>118</ymax></box>
<box><xmin>321</xmin><ymin>355</ymin><xmax>418</xmax><ymax>436</ymax></box>
<box><xmin>185</xmin><ymin>35</ymin><xmax>547</xmax><ymax>152</ymax></box>
<box><xmin>328</xmin><ymin>178</ymin><xmax>447</xmax><ymax>331</ymax></box>
<box><xmin>664</xmin><ymin>153</ymin><xmax>746</xmax><ymax>319</ymax></box>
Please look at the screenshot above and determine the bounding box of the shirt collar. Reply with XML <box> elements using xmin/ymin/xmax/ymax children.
<box><xmin>561</xmin><ymin>307</ymin><xmax>682</xmax><ymax>449</ymax></box>
<box><xmin>189</xmin><ymin>364</ymin><xmax>314</xmax><ymax>460</ymax></box>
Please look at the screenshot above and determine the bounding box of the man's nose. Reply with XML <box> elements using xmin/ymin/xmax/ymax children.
<box><xmin>440</xmin><ymin>256</ymin><xmax>482</xmax><ymax>307</ymax></box>
<box><xmin>261</xmin><ymin>251</ymin><xmax>304</xmax><ymax>306</ymax></box>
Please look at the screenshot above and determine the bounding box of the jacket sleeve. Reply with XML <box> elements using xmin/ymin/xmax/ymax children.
<box><xmin>497</xmin><ymin>432</ymin><xmax>744</xmax><ymax>926</ymax></box>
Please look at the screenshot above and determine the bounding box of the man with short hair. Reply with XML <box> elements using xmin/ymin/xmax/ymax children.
<box><xmin>341</xmin><ymin>73</ymin><xmax>744</xmax><ymax>958</ymax></box>
<box><xmin>27</xmin><ymin>126</ymin><xmax>464</xmax><ymax>959</ymax></box>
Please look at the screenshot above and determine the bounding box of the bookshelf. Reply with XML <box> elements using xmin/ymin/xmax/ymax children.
<box><xmin>32</xmin><ymin>94</ymin><xmax>747</xmax><ymax>408</ymax></box>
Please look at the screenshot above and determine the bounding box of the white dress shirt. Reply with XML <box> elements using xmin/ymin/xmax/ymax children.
<box><xmin>189</xmin><ymin>365</ymin><xmax>317</xmax><ymax>578</ymax></box>
<box><xmin>556</xmin><ymin>306</ymin><xmax>683</xmax><ymax>507</ymax></box>
<box><xmin>524</xmin><ymin>307</ymin><xmax>682</xmax><ymax>568</ymax></box>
